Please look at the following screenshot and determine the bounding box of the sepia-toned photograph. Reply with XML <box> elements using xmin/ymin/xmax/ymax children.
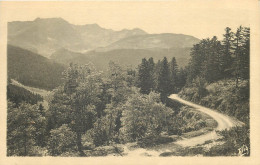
<box><xmin>0</xmin><ymin>0</ymin><xmax>260</xmax><ymax>164</ymax></box>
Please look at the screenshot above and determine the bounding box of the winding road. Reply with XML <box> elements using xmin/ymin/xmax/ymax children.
<box><xmin>121</xmin><ymin>94</ymin><xmax>244</xmax><ymax>156</ymax></box>
<box><xmin>169</xmin><ymin>94</ymin><xmax>243</xmax><ymax>147</ymax></box>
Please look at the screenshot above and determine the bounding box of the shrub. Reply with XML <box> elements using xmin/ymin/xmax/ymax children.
<box><xmin>47</xmin><ymin>124</ymin><xmax>77</xmax><ymax>156</ymax></box>
<box><xmin>137</xmin><ymin>136</ymin><xmax>174</xmax><ymax>148</ymax></box>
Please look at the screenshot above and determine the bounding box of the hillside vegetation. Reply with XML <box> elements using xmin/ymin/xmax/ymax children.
<box><xmin>7</xmin><ymin>84</ymin><xmax>43</xmax><ymax>106</ymax></box>
<box><xmin>179</xmin><ymin>79</ymin><xmax>249</xmax><ymax>124</ymax></box>
<box><xmin>178</xmin><ymin>26</ymin><xmax>250</xmax><ymax>156</ymax></box>
<box><xmin>8</xmin><ymin>45</ymin><xmax>66</xmax><ymax>90</ymax></box>
<box><xmin>50</xmin><ymin>47</ymin><xmax>192</xmax><ymax>70</ymax></box>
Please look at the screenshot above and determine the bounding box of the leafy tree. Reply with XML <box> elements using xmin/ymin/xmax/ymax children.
<box><xmin>7</xmin><ymin>101</ymin><xmax>46</xmax><ymax>156</ymax></box>
<box><xmin>48</xmin><ymin>63</ymin><xmax>102</xmax><ymax>155</ymax></box>
<box><xmin>120</xmin><ymin>90</ymin><xmax>173</xmax><ymax>142</ymax></box>
<box><xmin>107</xmin><ymin>61</ymin><xmax>129</xmax><ymax>104</ymax></box>
<box><xmin>47</xmin><ymin>124</ymin><xmax>77</xmax><ymax>156</ymax></box>
<box><xmin>46</xmin><ymin>87</ymin><xmax>72</xmax><ymax>132</ymax></box>
<box><xmin>88</xmin><ymin>118</ymin><xmax>110</xmax><ymax>147</ymax></box>
<box><xmin>126</xmin><ymin>67</ymin><xmax>136</xmax><ymax>87</ymax></box>
<box><xmin>104</xmin><ymin>62</ymin><xmax>135</xmax><ymax>143</ymax></box>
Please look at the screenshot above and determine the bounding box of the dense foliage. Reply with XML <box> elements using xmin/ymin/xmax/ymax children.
<box><xmin>120</xmin><ymin>91</ymin><xmax>173</xmax><ymax>142</ymax></box>
<box><xmin>179</xmin><ymin>26</ymin><xmax>250</xmax><ymax>124</ymax></box>
<box><xmin>7</xmin><ymin>101</ymin><xmax>47</xmax><ymax>156</ymax></box>
<box><xmin>137</xmin><ymin>56</ymin><xmax>187</xmax><ymax>103</ymax></box>
<box><xmin>178</xmin><ymin>26</ymin><xmax>250</xmax><ymax>156</ymax></box>
<box><xmin>186</xmin><ymin>26</ymin><xmax>249</xmax><ymax>84</ymax></box>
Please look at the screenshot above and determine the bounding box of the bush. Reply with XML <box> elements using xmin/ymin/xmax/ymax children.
<box><xmin>120</xmin><ymin>92</ymin><xmax>173</xmax><ymax>142</ymax></box>
<box><xmin>47</xmin><ymin>124</ymin><xmax>77</xmax><ymax>156</ymax></box>
<box><xmin>137</xmin><ymin>136</ymin><xmax>174</xmax><ymax>148</ymax></box>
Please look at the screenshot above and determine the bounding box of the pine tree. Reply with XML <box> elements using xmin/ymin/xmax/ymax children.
<box><xmin>137</xmin><ymin>58</ymin><xmax>152</xmax><ymax>94</ymax></box>
<box><xmin>240</xmin><ymin>27</ymin><xmax>250</xmax><ymax>80</ymax></box>
<box><xmin>221</xmin><ymin>27</ymin><xmax>234</xmax><ymax>78</ymax></box>
<box><xmin>148</xmin><ymin>57</ymin><xmax>156</xmax><ymax>91</ymax></box>
<box><xmin>157</xmin><ymin>57</ymin><xmax>171</xmax><ymax>102</ymax></box>
<box><xmin>169</xmin><ymin>57</ymin><xmax>178</xmax><ymax>93</ymax></box>
<box><xmin>187</xmin><ymin>42</ymin><xmax>207</xmax><ymax>83</ymax></box>
<box><xmin>204</xmin><ymin>36</ymin><xmax>222</xmax><ymax>82</ymax></box>
<box><xmin>177</xmin><ymin>67</ymin><xmax>187</xmax><ymax>90</ymax></box>
<box><xmin>232</xmin><ymin>26</ymin><xmax>244</xmax><ymax>87</ymax></box>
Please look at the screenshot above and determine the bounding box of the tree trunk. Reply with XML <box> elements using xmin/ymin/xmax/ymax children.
<box><xmin>24</xmin><ymin>133</ymin><xmax>27</xmax><ymax>156</ymax></box>
<box><xmin>76</xmin><ymin>132</ymin><xmax>85</xmax><ymax>156</ymax></box>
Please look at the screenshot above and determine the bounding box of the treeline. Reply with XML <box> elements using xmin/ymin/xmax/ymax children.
<box><xmin>179</xmin><ymin>26</ymin><xmax>250</xmax><ymax>123</ymax></box>
<box><xmin>187</xmin><ymin>26</ymin><xmax>249</xmax><ymax>84</ymax></box>
<box><xmin>136</xmin><ymin>57</ymin><xmax>186</xmax><ymax>102</ymax></box>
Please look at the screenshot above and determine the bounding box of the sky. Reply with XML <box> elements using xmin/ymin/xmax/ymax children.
<box><xmin>0</xmin><ymin>0</ymin><xmax>256</xmax><ymax>39</ymax></box>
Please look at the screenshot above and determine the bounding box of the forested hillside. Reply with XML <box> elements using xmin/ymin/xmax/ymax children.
<box><xmin>178</xmin><ymin>26</ymin><xmax>250</xmax><ymax>155</ymax></box>
<box><xmin>8</xmin><ymin>45</ymin><xmax>66</xmax><ymax>90</ymax></box>
<box><xmin>50</xmin><ymin>47</ymin><xmax>192</xmax><ymax>70</ymax></box>
<box><xmin>7</xmin><ymin>84</ymin><xmax>43</xmax><ymax>106</ymax></box>
<box><xmin>180</xmin><ymin>26</ymin><xmax>249</xmax><ymax>124</ymax></box>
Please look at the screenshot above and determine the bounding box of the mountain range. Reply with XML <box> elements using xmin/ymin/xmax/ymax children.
<box><xmin>8</xmin><ymin>17</ymin><xmax>201</xmax><ymax>87</ymax></box>
<box><xmin>8</xmin><ymin>17</ymin><xmax>200</xmax><ymax>58</ymax></box>
<box><xmin>8</xmin><ymin>17</ymin><xmax>148</xmax><ymax>57</ymax></box>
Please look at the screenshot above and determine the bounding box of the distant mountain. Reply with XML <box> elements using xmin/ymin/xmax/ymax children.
<box><xmin>9</xmin><ymin>17</ymin><xmax>200</xmax><ymax>71</ymax></box>
<box><xmin>50</xmin><ymin>48</ymin><xmax>87</xmax><ymax>64</ymax></box>
<box><xmin>8</xmin><ymin>45</ymin><xmax>66</xmax><ymax>90</ymax></box>
<box><xmin>8</xmin><ymin>18</ymin><xmax>147</xmax><ymax>57</ymax></box>
<box><xmin>96</xmin><ymin>33</ymin><xmax>200</xmax><ymax>52</ymax></box>
<box><xmin>50</xmin><ymin>47</ymin><xmax>192</xmax><ymax>70</ymax></box>
<box><xmin>76</xmin><ymin>24</ymin><xmax>147</xmax><ymax>51</ymax></box>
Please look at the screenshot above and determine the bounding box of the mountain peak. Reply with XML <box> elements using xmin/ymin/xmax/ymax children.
<box><xmin>34</xmin><ymin>17</ymin><xmax>69</xmax><ymax>25</ymax></box>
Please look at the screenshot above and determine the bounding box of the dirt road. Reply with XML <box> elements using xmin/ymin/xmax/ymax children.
<box><xmin>169</xmin><ymin>94</ymin><xmax>243</xmax><ymax>147</ymax></box>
